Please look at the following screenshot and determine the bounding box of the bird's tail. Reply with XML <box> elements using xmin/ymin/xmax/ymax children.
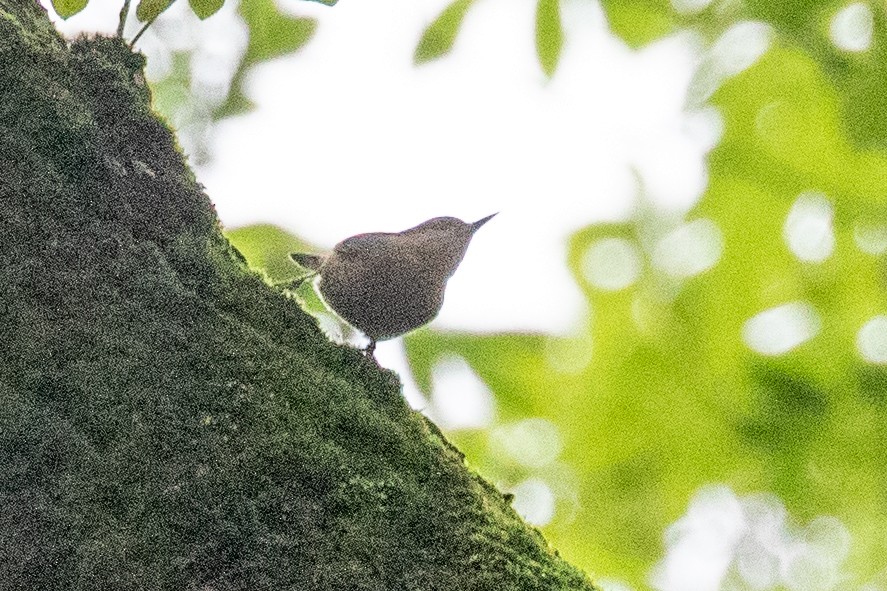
<box><xmin>290</xmin><ymin>253</ymin><xmax>324</xmax><ymax>271</ymax></box>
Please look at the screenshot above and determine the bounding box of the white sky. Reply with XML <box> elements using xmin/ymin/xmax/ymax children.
<box><xmin>42</xmin><ymin>0</ymin><xmax>713</xmax><ymax>337</ymax></box>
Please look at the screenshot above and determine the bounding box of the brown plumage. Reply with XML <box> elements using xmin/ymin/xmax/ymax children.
<box><xmin>290</xmin><ymin>214</ymin><xmax>496</xmax><ymax>356</ymax></box>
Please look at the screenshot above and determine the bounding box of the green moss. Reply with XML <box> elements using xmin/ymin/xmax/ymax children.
<box><xmin>0</xmin><ymin>2</ymin><xmax>596</xmax><ymax>589</ymax></box>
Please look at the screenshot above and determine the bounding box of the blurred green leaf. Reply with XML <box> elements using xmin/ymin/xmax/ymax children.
<box><xmin>188</xmin><ymin>0</ymin><xmax>224</xmax><ymax>20</ymax></box>
<box><xmin>225</xmin><ymin>224</ymin><xmax>354</xmax><ymax>339</ymax></box>
<box><xmin>414</xmin><ymin>0</ymin><xmax>475</xmax><ymax>65</ymax></box>
<box><xmin>535</xmin><ymin>0</ymin><xmax>563</xmax><ymax>77</ymax></box>
<box><xmin>599</xmin><ymin>0</ymin><xmax>675</xmax><ymax>48</ymax></box>
<box><xmin>51</xmin><ymin>0</ymin><xmax>88</xmax><ymax>19</ymax></box>
<box><xmin>744</xmin><ymin>0</ymin><xmax>832</xmax><ymax>36</ymax></box>
<box><xmin>240</xmin><ymin>0</ymin><xmax>316</xmax><ymax>64</ymax></box>
<box><xmin>215</xmin><ymin>0</ymin><xmax>316</xmax><ymax>118</ymax></box>
<box><xmin>136</xmin><ymin>0</ymin><xmax>176</xmax><ymax>22</ymax></box>
<box><xmin>149</xmin><ymin>51</ymin><xmax>190</xmax><ymax>118</ymax></box>
<box><xmin>741</xmin><ymin>0</ymin><xmax>887</xmax><ymax>148</ymax></box>
<box><xmin>224</xmin><ymin>223</ymin><xmax>318</xmax><ymax>284</ymax></box>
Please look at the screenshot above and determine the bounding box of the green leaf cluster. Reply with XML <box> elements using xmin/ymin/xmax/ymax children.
<box><xmin>417</xmin><ymin>0</ymin><xmax>887</xmax><ymax>146</ymax></box>
<box><xmin>53</xmin><ymin>0</ymin><xmax>223</xmax><ymax>21</ymax></box>
<box><xmin>52</xmin><ymin>0</ymin><xmax>319</xmax><ymax>129</ymax></box>
<box><xmin>414</xmin><ymin>0</ymin><xmax>474</xmax><ymax>65</ymax></box>
<box><xmin>407</xmin><ymin>2</ymin><xmax>887</xmax><ymax>587</ymax></box>
<box><xmin>51</xmin><ymin>0</ymin><xmax>88</xmax><ymax>19</ymax></box>
<box><xmin>415</xmin><ymin>0</ymin><xmax>566</xmax><ymax>76</ymax></box>
<box><xmin>218</xmin><ymin>0</ymin><xmax>317</xmax><ymax>118</ymax></box>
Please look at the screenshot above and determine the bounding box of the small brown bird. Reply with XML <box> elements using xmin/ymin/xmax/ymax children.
<box><xmin>290</xmin><ymin>214</ymin><xmax>496</xmax><ymax>356</ymax></box>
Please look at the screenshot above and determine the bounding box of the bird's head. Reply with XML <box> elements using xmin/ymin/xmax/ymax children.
<box><xmin>400</xmin><ymin>213</ymin><xmax>496</xmax><ymax>277</ymax></box>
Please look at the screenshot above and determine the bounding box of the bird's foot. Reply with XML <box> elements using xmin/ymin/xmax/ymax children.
<box><xmin>363</xmin><ymin>339</ymin><xmax>377</xmax><ymax>360</ymax></box>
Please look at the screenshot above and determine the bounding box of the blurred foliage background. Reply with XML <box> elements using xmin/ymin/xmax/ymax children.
<box><xmin>52</xmin><ymin>0</ymin><xmax>887</xmax><ymax>588</ymax></box>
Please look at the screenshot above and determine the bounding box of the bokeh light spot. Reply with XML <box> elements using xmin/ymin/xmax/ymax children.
<box><xmin>670</xmin><ymin>0</ymin><xmax>713</xmax><ymax>15</ymax></box>
<box><xmin>782</xmin><ymin>545</ymin><xmax>843</xmax><ymax>591</ymax></box>
<box><xmin>509</xmin><ymin>478</ymin><xmax>556</xmax><ymax>526</ymax></box>
<box><xmin>430</xmin><ymin>356</ymin><xmax>495</xmax><ymax>429</ymax></box>
<box><xmin>783</xmin><ymin>192</ymin><xmax>835</xmax><ymax>263</ymax></box>
<box><xmin>735</xmin><ymin>494</ymin><xmax>787</xmax><ymax>590</ymax></box>
<box><xmin>596</xmin><ymin>579</ymin><xmax>636</xmax><ymax>591</ymax></box>
<box><xmin>492</xmin><ymin>418</ymin><xmax>563</xmax><ymax>468</ymax></box>
<box><xmin>687</xmin><ymin>21</ymin><xmax>772</xmax><ymax>106</ymax></box>
<box><xmin>803</xmin><ymin>516</ymin><xmax>852</xmax><ymax>563</ymax></box>
<box><xmin>829</xmin><ymin>3</ymin><xmax>873</xmax><ymax>52</ymax></box>
<box><xmin>652</xmin><ymin>218</ymin><xmax>723</xmax><ymax>278</ymax></box>
<box><xmin>653</xmin><ymin>486</ymin><xmax>853</xmax><ymax>591</ymax></box>
<box><xmin>581</xmin><ymin>237</ymin><xmax>642</xmax><ymax>292</ymax></box>
<box><xmin>543</xmin><ymin>332</ymin><xmax>594</xmax><ymax>374</ymax></box>
<box><xmin>853</xmin><ymin>223</ymin><xmax>887</xmax><ymax>255</ymax></box>
<box><xmin>742</xmin><ymin>302</ymin><xmax>821</xmax><ymax>355</ymax></box>
<box><xmin>651</xmin><ymin>485</ymin><xmax>744</xmax><ymax>591</ymax></box>
<box><xmin>683</xmin><ymin>107</ymin><xmax>724</xmax><ymax>153</ymax></box>
<box><xmin>856</xmin><ymin>316</ymin><xmax>887</xmax><ymax>364</ymax></box>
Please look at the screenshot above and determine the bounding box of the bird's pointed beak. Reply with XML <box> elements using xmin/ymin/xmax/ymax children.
<box><xmin>470</xmin><ymin>213</ymin><xmax>498</xmax><ymax>233</ymax></box>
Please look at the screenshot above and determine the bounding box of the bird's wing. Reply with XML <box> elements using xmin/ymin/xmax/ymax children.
<box><xmin>334</xmin><ymin>232</ymin><xmax>391</xmax><ymax>256</ymax></box>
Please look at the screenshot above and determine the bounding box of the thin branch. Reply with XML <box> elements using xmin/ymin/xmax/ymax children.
<box><xmin>129</xmin><ymin>14</ymin><xmax>158</xmax><ymax>48</ymax></box>
<box><xmin>117</xmin><ymin>0</ymin><xmax>131</xmax><ymax>38</ymax></box>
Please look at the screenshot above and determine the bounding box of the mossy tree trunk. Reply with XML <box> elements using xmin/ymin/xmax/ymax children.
<box><xmin>0</xmin><ymin>3</ymin><xmax>596</xmax><ymax>589</ymax></box>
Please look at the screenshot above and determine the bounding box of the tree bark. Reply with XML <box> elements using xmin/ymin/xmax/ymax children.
<box><xmin>0</xmin><ymin>2</ymin><xmax>596</xmax><ymax>589</ymax></box>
